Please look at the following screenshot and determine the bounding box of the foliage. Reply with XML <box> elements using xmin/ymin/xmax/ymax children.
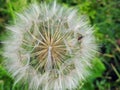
<box><xmin>0</xmin><ymin>0</ymin><xmax>120</xmax><ymax>90</ymax></box>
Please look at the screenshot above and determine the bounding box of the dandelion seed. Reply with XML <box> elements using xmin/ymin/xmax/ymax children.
<box><xmin>3</xmin><ymin>1</ymin><xmax>97</xmax><ymax>90</ymax></box>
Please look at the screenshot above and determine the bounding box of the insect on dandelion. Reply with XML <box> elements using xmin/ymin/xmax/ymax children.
<box><xmin>3</xmin><ymin>1</ymin><xmax>97</xmax><ymax>90</ymax></box>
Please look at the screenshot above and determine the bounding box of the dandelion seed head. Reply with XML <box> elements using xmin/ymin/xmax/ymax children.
<box><xmin>3</xmin><ymin>1</ymin><xmax>97</xmax><ymax>90</ymax></box>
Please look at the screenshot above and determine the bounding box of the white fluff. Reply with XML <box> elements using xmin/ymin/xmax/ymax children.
<box><xmin>3</xmin><ymin>1</ymin><xmax>97</xmax><ymax>90</ymax></box>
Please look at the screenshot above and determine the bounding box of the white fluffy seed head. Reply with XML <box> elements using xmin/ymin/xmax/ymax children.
<box><xmin>3</xmin><ymin>1</ymin><xmax>97</xmax><ymax>90</ymax></box>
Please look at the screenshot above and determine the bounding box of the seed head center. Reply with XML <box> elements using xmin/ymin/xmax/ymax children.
<box><xmin>35</xmin><ymin>31</ymin><xmax>67</xmax><ymax>65</ymax></box>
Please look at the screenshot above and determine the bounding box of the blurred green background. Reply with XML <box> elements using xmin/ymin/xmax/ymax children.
<box><xmin>0</xmin><ymin>0</ymin><xmax>120</xmax><ymax>90</ymax></box>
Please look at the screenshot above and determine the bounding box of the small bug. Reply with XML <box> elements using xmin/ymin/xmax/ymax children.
<box><xmin>78</xmin><ymin>35</ymin><xmax>83</xmax><ymax>41</ymax></box>
<box><xmin>77</xmin><ymin>34</ymin><xmax>83</xmax><ymax>42</ymax></box>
